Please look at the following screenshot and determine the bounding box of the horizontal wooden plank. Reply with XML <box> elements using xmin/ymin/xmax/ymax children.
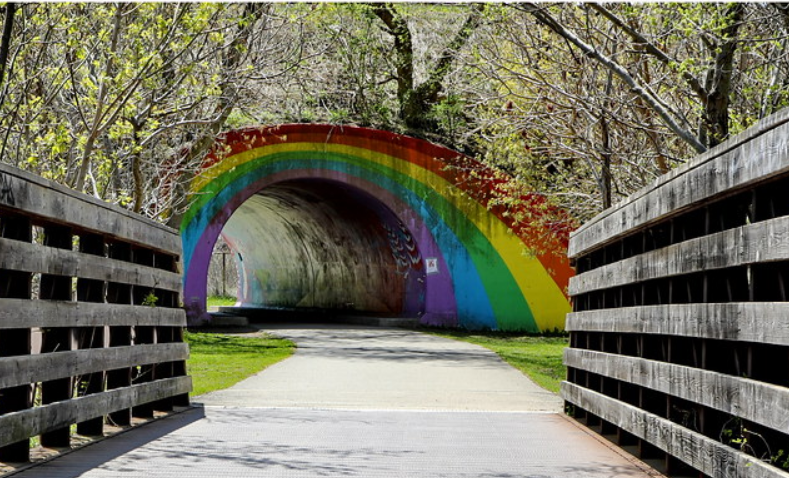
<box><xmin>0</xmin><ymin>162</ymin><xmax>180</xmax><ymax>255</ymax></box>
<box><xmin>0</xmin><ymin>299</ymin><xmax>185</xmax><ymax>328</ymax></box>
<box><xmin>566</xmin><ymin>304</ymin><xmax>789</xmax><ymax>345</ymax></box>
<box><xmin>0</xmin><ymin>376</ymin><xmax>191</xmax><ymax>447</ymax></box>
<box><xmin>569</xmin><ymin>108</ymin><xmax>789</xmax><ymax>259</ymax></box>
<box><xmin>562</xmin><ymin>382</ymin><xmax>789</xmax><ymax>478</ymax></box>
<box><xmin>0</xmin><ymin>343</ymin><xmax>189</xmax><ymax>389</ymax></box>
<box><xmin>567</xmin><ymin>302</ymin><xmax>789</xmax><ymax>344</ymax></box>
<box><xmin>565</xmin><ymin>349</ymin><xmax>789</xmax><ymax>438</ymax></box>
<box><xmin>570</xmin><ymin>215</ymin><xmax>789</xmax><ymax>295</ymax></box>
<box><xmin>0</xmin><ymin>238</ymin><xmax>181</xmax><ymax>292</ymax></box>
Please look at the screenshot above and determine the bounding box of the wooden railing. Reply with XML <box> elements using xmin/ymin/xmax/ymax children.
<box><xmin>565</xmin><ymin>108</ymin><xmax>789</xmax><ymax>478</ymax></box>
<box><xmin>0</xmin><ymin>164</ymin><xmax>190</xmax><ymax>463</ymax></box>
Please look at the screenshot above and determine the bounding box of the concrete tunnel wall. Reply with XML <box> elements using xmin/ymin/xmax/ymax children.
<box><xmin>221</xmin><ymin>180</ymin><xmax>425</xmax><ymax>316</ymax></box>
<box><xmin>181</xmin><ymin>124</ymin><xmax>574</xmax><ymax>332</ymax></box>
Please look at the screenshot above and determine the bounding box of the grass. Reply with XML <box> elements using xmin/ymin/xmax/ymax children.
<box><xmin>206</xmin><ymin>295</ymin><xmax>237</xmax><ymax>307</ymax></box>
<box><xmin>428</xmin><ymin>330</ymin><xmax>568</xmax><ymax>393</ymax></box>
<box><xmin>185</xmin><ymin>331</ymin><xmax>295</xmax><ymax>397</ymax></box>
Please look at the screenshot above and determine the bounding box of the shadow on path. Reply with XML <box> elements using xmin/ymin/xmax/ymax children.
<box><xmin>15</xmin><ymin>407</ymin><xmax>659</xmax><ymax>478</ymax></box>
<box><xmin>14</xmin><ymin>407</ymin><xmax>205</xmax><ymax>478</ymax></box>
<box><xmin>12</xmin><ymin>324</ymin><xmax>660</xmax><ymax>478</ymax></box>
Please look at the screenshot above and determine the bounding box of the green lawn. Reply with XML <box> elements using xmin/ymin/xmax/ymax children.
<box><xmin>185</xmin><ymin>331</ymin><xmax>295</xmax><ymax>397</ymax></box>
<box><xmin>206</xmin><ymin>295</ymin><xmax>238</xmax><ymax>307</ymax></box>
<box><xmin>429</xmin><ymin>331</ymin><xmax>568</xmax><ymax>393</ymax></box>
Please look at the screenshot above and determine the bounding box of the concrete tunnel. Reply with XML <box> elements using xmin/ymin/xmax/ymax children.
<box><xmin>180</xmin><ymin>124</ymin><xmax>573</xmax><ymax>332</ymax></box>
<box><xmin>219</xmin><ymin>179</ymin><xmax>427</xmax><ymax>317</ymax></box>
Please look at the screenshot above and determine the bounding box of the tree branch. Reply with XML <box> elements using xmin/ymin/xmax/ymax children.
<box><xmin>702</xmin><ymin>2</ymin><xmax>744</xmax><ymax>146</ymax></box>
<box><xmin>370</xmin><ymin>3</ymin><xmax>414</xmax><ymax>106</ymax></box>
<box><xmin>165</xmin><ymin>3</ymin><xmax>268</xmax><ymax>228</ymax></box>
<box><xmin>518</xmin><ymin>3</ymin><xmax>707</xmax><ymax>153</ymax></box>
<box><xmin>588</xmin><ymin>3</ymin><xmax>708</xmax><ymax>103</ymax></box>
<box><xmin>74</xmin><ymin>3</ymin><xmax>125</xmax><ymax>191</ymax></box>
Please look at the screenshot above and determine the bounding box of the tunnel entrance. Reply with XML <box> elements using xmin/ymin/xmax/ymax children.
<box><xmin>215</xmin><ymin>179</ymin><xmax>425</xmax><ymax>319</ymax></box>
<box><xmin>182</xmin><ymin>124</ymin><xmax>573</xmax><ymax>331</ymax></box>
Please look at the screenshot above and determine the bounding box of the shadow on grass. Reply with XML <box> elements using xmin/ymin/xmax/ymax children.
<box><xmin>415</xmin><ymin>324</ymin><xmax>569</xmax><ymax>339</ymax></box>
<box><xmin>185</xmin><ymin>331</ymin><xmax>294</xmax><ymax>354</ymax></box>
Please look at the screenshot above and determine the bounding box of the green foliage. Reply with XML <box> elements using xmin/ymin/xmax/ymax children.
<box><xmin>2</xmin><ymin>3</ymin><xmax>789</xmax><ymax>225</ymax></box>
<box><xmin>773</xmin><ymin>449</ymin><xmax>789</xmax><ymax>470</ymax></box>
<box><xmin>429</xmin><ymin>94</ymin><xmax>468</xmax><ymax>139</ymax></box>
<box><xmin>185</xmin><ymin>331</ymin><xmax>295</xmax><ymax>397</ymax></box>
<box><xmin>207</xmin><ymin>295</ymin><xmax>237</xmax><ymax>307</ymax></box>
<box><xmin>720</xmin><ymin>415</ymin><xmax>775</xmax><ymax>465</ymax></box>
<box><xmin>142</xmin><ymin>291</ymin><xmax>159</xmax><ymax>307</ymax></box>
<box><xmin>0</xmin><ymin>3</ymin><xmax>302</xmax><ymax>219</ymax></box>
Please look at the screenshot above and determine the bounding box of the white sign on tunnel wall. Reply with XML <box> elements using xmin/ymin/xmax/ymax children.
<box><xmin>426</xmin><ymin>257</ymin><xmax>439</xmax><ymax>274</ymax></box>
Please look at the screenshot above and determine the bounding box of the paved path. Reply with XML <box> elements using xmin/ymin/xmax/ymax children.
<box><xmin>199</xmin><ymin>324</ymin><xmax>562</xmax><ymax>411</ymax></box>
<box><xmin>16</xmin><ymin>324</ymin><xmax>660</xmax><ymax>478</ymax></box>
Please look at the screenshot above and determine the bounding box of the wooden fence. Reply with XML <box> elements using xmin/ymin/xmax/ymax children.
<box><xmin>0</xmin><ymin>163</ymin><xmax>190</xmax><ymax>463</ymax></box>
<box><xmin>565</xmin><ymin>108</ymin><xmax>789</xmax><ymax>478</ymax></box>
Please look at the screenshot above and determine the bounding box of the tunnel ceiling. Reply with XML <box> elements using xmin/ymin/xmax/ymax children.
<box><xmin>181</xmin><ymin>124</ymin><xmax>574</xmax><ymax>332</ymax></box>
<box><xmin>220</xmin><ymin>179</ymin><xmax>424</xmax><ymax>315</ymax></box>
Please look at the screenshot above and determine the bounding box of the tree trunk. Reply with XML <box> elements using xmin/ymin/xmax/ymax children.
<box><xmin>702</xmin><ymin>3</ymin><xmax>744</xmax><ymax>147</ymax></box>
<box><xmin>599</xmin><ymin>114</ymin><xmax>613</xmax><ymax>209</ymax></box>
<box><xmin>371</xmin><ymin>4</ymin><xmax>415</xmax><ymax>125</ymax></box>
<box><xmin>373</xmin><ymin>3</ymin><xmax>483</xmax><ymax>134</ymax></box>
<box><xmin>0</xmin><ymin>3</ymin><xmax>16</xmax><ymax>94</ymax></box>
<box><xmin>131</xmin><ymin>122</ymin><xmax>144</xmax><ymax>214</ymax></box>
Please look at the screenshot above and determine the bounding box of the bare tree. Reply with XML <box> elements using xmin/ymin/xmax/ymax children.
<box><xmin>371</xmin><ymin>3</ymin><xmax>485</xmax><ymax>136</ymax></box>
<box><xmin>461</xmin><ymin>3</ymin><xmax>789</xmax><ymax>219</ymax></box>
<box><xmin>3</xmin><ymin>3</ymin><xmax>789</xmax><ymax>227</ymax></box>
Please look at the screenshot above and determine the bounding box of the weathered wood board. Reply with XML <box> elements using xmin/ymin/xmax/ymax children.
<box><xmin>564</xmin><ymin>108</ymin><xmax>789</xmax><ymax>478</ymax></box>
<box><xmin>0</xmin><ymin>299</ymin><xmax>186</xmax><ymax>328</ymax></box>
<box><xmin>570</xmin><ymin>215</ymin><xmax>789</xmax><ymax>295</ymax></box>
<box><xmin>0</xmin><ymin>377</ymin><xmax>191</xmax><ymax>447</ymax></box>
<box><xmin>0</xmin><ymin>161</ymin><xmax>190</xmax><ymax>464</ymax></box>
<box><xmin>566</xmin><ymin>303</ymin><xmax>789</xmax><ymax>345</ymax></box>
<box><xmin>570</xmin><ymin>108</ymin><xmax>789</xmax><ymax>258</ymax></box>
<box><xmin>0</xmin><ymin>163</ymin><xmax>179</xmax><ymax>253</ymax></box>
<box><xmin>0</xmin><ymin>343</ymin><xmax>189</xmax><ymax>389</ymax></box>
<box><xmin>565</xmin><ymin>349</ymin><xmax>789</xmax><ymax>436</ymax></box>
<box><xmin>563</xmin><ymin>383</ymin><xmax>789</xmax><ymax>478</ymax></box>
<box><xmin>0</xmin><ymin>238</ymin><xmax>181</xmax><ymax>292</ymax></box>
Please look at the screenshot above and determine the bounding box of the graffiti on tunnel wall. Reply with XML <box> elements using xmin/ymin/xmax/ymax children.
<box><xmin>181</xmin><ymin>124</ymin><xmax>573</xmax><ymax>332</ymax></box>
<box><xmin>384</xmin><ymin>221</ymin><xmax>422</xmax><ymax>273</ymax></box>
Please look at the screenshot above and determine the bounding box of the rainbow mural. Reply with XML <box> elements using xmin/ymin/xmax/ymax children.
<box><xmin>181</xmin><ymin>125</ymin><xmax>573</xmax><ymax>332</ymax></box>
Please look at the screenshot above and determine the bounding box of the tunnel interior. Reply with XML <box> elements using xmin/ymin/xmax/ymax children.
<box><xmin>217</xmin><ymin>179</ymin><xmax>426</xmax><ymax>317</ymax></box>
